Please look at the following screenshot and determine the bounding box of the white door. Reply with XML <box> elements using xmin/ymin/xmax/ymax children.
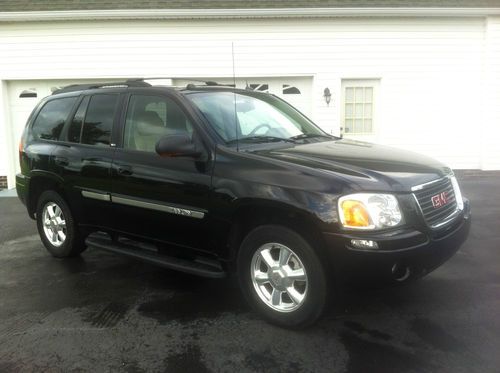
<box><xmin>340</xmin><ymin>79</ymin><xmax>380</xmax><ymax>143</ymax></box>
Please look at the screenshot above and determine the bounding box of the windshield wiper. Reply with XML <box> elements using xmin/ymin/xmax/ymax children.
<box><xmin>288</xmin><ymin>133</ymin><xmax>333</xmax><ymax>141</ymax></box>
<box><xmin>226</xmin><ymin>136</ymin><xmax>295</xmax><ymax>145</ymax></box>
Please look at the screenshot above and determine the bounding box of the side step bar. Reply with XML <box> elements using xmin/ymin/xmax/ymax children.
<box><xmin>85</xmin><ymin>233</ymin><xmax>226</xmax><ymax>279</ymax></box>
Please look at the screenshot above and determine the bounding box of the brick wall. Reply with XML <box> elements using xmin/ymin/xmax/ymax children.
<box><xmin>0</xmin><ymin>176</ymin><xmax>7</xmax><ymax>189</ymax></box>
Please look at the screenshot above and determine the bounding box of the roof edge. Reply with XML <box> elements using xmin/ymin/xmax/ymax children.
<box><xmin>1</xmin><ymin>7</ymin><xmax>500</xmax><ymax>22</ymax></box>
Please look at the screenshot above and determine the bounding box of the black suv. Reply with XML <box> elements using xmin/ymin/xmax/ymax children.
<box><xmin>16</xmin><ymin>79</ymin><xmax>471</xmax><ymax>327</ymax></box>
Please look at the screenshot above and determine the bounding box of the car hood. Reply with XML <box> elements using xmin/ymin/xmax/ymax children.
<box><xmin>252</xmin><ymin>138</ymin><xmax>452</xmax><ymax>192</ymax></box>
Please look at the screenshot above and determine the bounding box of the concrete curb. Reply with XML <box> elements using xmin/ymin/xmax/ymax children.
<box><xmin>0</xmin><ymin>188</ymin><xmax>17</xmax><ymax>197</ymax></box>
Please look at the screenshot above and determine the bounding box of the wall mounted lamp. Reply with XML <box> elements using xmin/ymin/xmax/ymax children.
<box><xmin>323</xmin><ymin>87</ymin><xmax>332</xmax><ymax>106</ymax></box>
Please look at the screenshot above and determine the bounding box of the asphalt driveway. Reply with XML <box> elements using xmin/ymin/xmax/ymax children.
<box><xmin>0</xmin><ymin>175</ymin><xmax>499</xmax><ymax>372</ymax></box>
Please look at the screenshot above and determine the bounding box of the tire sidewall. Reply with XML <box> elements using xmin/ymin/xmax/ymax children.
<box><xmin>237</xmin><ymin>225</ymin><xmax>328</xmax><ymax>328</ymax></box>
<box><xmin>36</xmin><ymin>190</ymin><xmax>81</xmax><ymax>257</ymax></box>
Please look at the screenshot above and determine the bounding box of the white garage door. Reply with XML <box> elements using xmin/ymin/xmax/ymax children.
<box><xmin>4</xmin><ymin>77</ymin><xmax>312</xmax><ymax>188</ymax></box>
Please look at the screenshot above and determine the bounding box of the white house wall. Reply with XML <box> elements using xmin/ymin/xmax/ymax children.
<box><xmin>0</xmin><ymin>81</ymin><xmax>9</xmax><ymax>182</ymax></box>
<box><xmin>0</xmin><ymin>17</ymin><xmax>497</xmax><ymax>187</ymax></box>
<box><xmin>482</xmin><ymin>17</ymin><xmax>500</xmax><ymax>170</ymax></box>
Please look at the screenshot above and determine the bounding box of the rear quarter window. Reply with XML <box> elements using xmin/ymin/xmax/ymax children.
<box><xmin>31</xmin><ymin>97</ymin><xmax>77</xmax><ymax>141</ymax></box>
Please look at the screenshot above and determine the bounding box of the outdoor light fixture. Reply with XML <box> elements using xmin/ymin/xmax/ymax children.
<box><xmin>323</xmin><ymin>87</ymin><xmax>332</xmax><ymax>106</ymax></box>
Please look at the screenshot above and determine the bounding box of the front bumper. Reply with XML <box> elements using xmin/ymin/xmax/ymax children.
<box><xmin>323</xmin><ymin>199</ymin><xmax>471</xmax><ymax>283</ymax></box>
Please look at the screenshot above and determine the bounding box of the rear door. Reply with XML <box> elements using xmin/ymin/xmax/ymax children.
<box><xmin>53</xmin><ymin>92</ymin><xmax>122</xmax><ymax>228</ymax></box>
<box><xmin>109</xmin><ymin>91</ymin><xmax>213</xmax><ymax>251</ymax></box>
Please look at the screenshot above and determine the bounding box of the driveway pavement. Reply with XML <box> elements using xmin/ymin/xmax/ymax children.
<box><xmin>0</xmin><ymin>176</ymin><xmax>499</xmax><ymax>372</ymax></box>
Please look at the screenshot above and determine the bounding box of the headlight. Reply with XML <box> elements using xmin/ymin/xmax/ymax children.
<box><xmin>338</xmin><ymin>193</ymin><xmax>403</xmax><ymax>230</ymax></box>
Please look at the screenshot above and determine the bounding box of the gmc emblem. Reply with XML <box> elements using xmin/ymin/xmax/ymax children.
<box><xmin>431</xmin><ymin>191</ymin><xmax>448</xmax><ymax>208</ymax></box>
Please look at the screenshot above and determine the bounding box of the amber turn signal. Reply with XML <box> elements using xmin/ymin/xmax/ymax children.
<box><xmin>340</xmin><ymin>200</ymin><xmax>372</xmax><ymax>228</ymax></box>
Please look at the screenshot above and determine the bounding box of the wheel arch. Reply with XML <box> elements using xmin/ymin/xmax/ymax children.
<box><xmin>27</xmin><ymin>171</ymin><xmax>67</xmax><ymax>218</ymax></box>
<box><xmin>226</xmin><ymin>199</ymin><xmax>330</xmax><ymax>272</ymax></box>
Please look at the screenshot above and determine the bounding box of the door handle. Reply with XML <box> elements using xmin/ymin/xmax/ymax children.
<box><xmin>54</xmin><ymin>156</ymin><xmax>69</xmax><ymax>166</ymax></box>
<box><xmin>116</xmin><ymin>165</ymin><xmax>133</xmax><ymax>176</ymax></box>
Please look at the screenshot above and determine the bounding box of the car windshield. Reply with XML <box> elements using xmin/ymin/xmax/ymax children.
<box><xmin>187</xmin><ymin>91</ymin><xmax>326</xmax><ymax>144</ymax></box>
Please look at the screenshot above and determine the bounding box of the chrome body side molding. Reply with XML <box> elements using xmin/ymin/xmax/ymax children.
<box><xmin>111</xmin><ymin>195</ymin><xmax>206</xmax><ymax>219</ymax></box>
<box><xmin>81</xmin><ymin>190</ymin><xmax>111</xmax><ymax>201</ymax></box>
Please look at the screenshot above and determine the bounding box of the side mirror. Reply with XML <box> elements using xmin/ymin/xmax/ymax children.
<box><xmin>155</xmin><ymin>134</ymin><xmax>201</xmax><ymax>158</ymax></box>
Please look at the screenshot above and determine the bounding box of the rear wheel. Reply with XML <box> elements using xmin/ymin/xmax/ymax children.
<box><xmin>36</xmin><ymin>190</ymin><xmax>87</xmax><ymax>257</ymax></box>
<box><xmin>237</xmin><ymin>225</ymin><xmax>328</xmax><ymax>328</ymax></box>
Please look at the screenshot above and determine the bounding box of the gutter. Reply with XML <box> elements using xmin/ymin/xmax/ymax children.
<box><xmin>1</xmin><ymin>8</ymin><xmax>500</xmax><ymax>22</ymax></box>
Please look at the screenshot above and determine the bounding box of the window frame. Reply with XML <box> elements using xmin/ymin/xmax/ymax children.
<box><xmin>340</xmin><ymin>79</ymin><xmax>380</xmax><ymax>136</ymax></box>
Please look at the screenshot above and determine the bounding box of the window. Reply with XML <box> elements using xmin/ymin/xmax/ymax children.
<box><xmin>81</xmin><ymin>94</ymin><xmax>118</xmax><ymax>146</ymax></box>
<box><xmin>341</xmin><ymin>80</ymin><xmax>378</xmax><ymax>134</ymax></box>
<box><xmin>188</xmin><ymin>91</ymin><xmax>322</xmax><ymax>142</ymax></box>
<box><xmin>124</xmin><ymin>95</ymin><xmax>193</xmax><ymax>153</ymax></box>
<box><xmin>247</xmin><ymin>84</ymin><xmax>269</xmax><ymax>93</ymax></box>
<box><xmin>31</xmin><ymin>97</ymin><xmax>77</xmax><ymax>141</ymax></box>
<box><xmin>282</xmin><ymin>85</ymin><xmax>301</xmax><ymax>95</ymax></box>
<box><xmin>67</xmin><ymin>96</ymin><xmax>89</xmax><ymax>143</ymax></box>
<box><xmin>19</xmin><ymin>89</ymin><xmax>37</xmax><ymax>98</ymax></box>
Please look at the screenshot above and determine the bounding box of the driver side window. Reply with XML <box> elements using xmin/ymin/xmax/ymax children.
<box><xmin>124</xmin><ymin>95</ymin><xmax>193</xmax><ymax>153</ymax></box>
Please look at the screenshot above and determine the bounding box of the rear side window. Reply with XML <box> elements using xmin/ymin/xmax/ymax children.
<box><xmin>31</xmin><ymin>97</ymin><xmax>77</xmax><ymax>141</ymax></box>
<box><xmin>81</xmin><ymin>94</ymin><xmax>118</xmax><ymax>146</ymax></box>
<box><xmin>67</xmin><ymin>96</ymin><xmax>90</xmax><ymax>143</ymax></box>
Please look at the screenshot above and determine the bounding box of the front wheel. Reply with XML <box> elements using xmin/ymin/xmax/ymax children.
<box><xmin>36</xmin><ymin>190</ymin><xmax>87</xmax><ymax>258</ymax></box>
<box><xmin>237</xmin><ymin>225</ymin><xmax>328</xmax><ymax>328</ymax></box>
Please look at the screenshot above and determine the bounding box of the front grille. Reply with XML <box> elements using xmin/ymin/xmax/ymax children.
<box><xmin>413</xmin><ymin>177</ymin><xmax>458</xmax><ymax>228</ymax></box>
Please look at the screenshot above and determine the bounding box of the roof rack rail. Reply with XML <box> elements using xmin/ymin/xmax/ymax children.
<box><xmin>52</xmin><ymin>78</ymin><xmax>234</xmax><ymax>95</ymax></box>
<box><xmin>127</xmin><ymin>77</ymin><xmax>232</xmax><ymax>88</ymax></box>
<box><xmin>127</xmin><ymin>77</ymin><xmax>217</xmax><ymax>84</ymax></box>
<box><xmin>52</xmin><ymin>80</ymin><xmax>151</xmax><ymax>95</ymax></box>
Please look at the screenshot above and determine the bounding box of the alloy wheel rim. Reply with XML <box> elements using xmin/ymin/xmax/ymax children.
<box><xmin>42</xmin><ymin>202</ymin><xmax>67</xmax><ymax>247</ymax></box>
<box><xmin>250</xmin><ymin>243</ymin><xmax>308</xmax><ymax>312</ymax></box>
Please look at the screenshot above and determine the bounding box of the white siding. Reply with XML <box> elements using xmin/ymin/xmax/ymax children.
<box><xmin>0</xmin><ymin>16</ymin><xmax>497</xmax><ymax>186</ymax></box>
<box><xmin>0</xmin><ymin>82</ymin><xmax>9</xmax><ymax>178</ymax></box>
<box><xmin>482</xmin><ymin>17</ymin><xmax>500</xmax><ymax>170</ymax></box>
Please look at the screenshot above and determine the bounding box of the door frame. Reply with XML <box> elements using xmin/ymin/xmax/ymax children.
<box><xmin>1</xmin><ymin>80</ymin><xmax>17</xmax><ymax>189</ymax></box>
<box><xmin>339</xmin><ymin>78</ymin><xmax>381</xmax><ymax>143</ymax></box>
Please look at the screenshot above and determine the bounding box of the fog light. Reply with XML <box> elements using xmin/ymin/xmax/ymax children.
<box><xmin>350</xmin><ymin>239</ymin><xmax>379</xmax><ymax>250</ymax></box>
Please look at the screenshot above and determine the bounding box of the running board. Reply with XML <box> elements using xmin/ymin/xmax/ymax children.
<box><xmin>85</xmin><ymin>233</ymin><xmax>226</xmax><ymax>278</ymax></box>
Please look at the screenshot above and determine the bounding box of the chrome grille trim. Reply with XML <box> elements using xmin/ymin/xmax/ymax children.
<box><xmin>412</xmin><ymin>175</ymin><xmax>460</xmax><ymax>229</ymax></box>
<box><xmin>411</xmin><ymin>177</ymin><xmax>446</xmax><ymax>192</ymax></box>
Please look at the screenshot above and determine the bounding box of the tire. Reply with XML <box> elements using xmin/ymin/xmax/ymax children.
<box><xmin>237</xmin><ymin>225</ymin><xmax>328</xmax><ymax>328</ymax></box>
<box><xmin>36</xmin><ymin>190</ymin><xmax>87</xmax><ymax>258</ymax></box>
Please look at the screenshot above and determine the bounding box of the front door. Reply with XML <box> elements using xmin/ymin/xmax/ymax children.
<box><xmin>110</xmin><ymin>92</ymin><xmax>213</xmax><ymax>252</ymax></box>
